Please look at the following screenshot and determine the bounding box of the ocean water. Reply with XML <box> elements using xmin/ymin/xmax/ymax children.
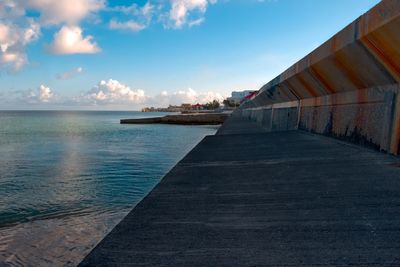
<box><xmin>0</xmin><ymin>111</ymin><xmax>218</xmax><ymax>267</ymax></box>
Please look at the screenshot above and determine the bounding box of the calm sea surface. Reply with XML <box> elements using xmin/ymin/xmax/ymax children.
<box><xmin>0</xmin><ymin>111</ymin><xmax>218</xmax><ymax>266</ymax></box>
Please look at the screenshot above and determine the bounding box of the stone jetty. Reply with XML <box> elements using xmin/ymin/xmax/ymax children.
<box><xmin>120</xmin><ymin>113</ymin><xmax>229</xmax><ymax>125</ymax></box>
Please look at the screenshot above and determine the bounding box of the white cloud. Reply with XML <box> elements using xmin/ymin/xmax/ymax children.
<box><xmin>26</xmin><ymin>0</ymin><xmax>105</xmax><ymax>25</ymax></box>
<box><xmin>83</xmin><ymin>79</ymin><xmax>146</xmax><ymax>104</ymax></box>
<box><xmin>109</xmin><ymin>20</ymin><xmax>146</xmax><ymax>32</ymax></box>
<box><xmin>47</xmin><ymin>26</ymin><xmax>100</xmax><ymax>54</ymax></box>
<box><xmin>0</xmin><ymin>0</ymin><xmax>105</xmax><ymax>70</ymax></box>
<box><xmin>109</xmin><ymin>0</ymin><xmax>216</xmax><ymax>31</ymax></box>
<box><xmin>188</xmin><ymin>17</ymin><xmax>205</xmax><ymax>27</ymax></box>
<box><xmin>167</xmin><ymin>0</ymin><xmax>216</xmax><ymax>29</ymax></box>
<box><xmin>78</xmin><ymin>79</ymin><xmax>224</xmax><ymax>108</ymax></box>
<box><xmin>38</xmin><ymin>84</ymin><xmax>53</xmax><ymax>102</ymax></box>
<box><xmin>0</xmin><ymin>0</ymin><xmax>25</xmax><ymax>19</ymax></box>
<box><xmin>151</xmin><ymin>87</ymin><xmax>225</xmax><ymax>106</ymax></box>
<box><xmin>108</xmin><ymin>2</ymin><xmax>155</xmax><ymax>17</ymax></box>
<box><xmin>26</xmin><ymin>0</ymin><xmax>104</xmax><ymax>58</ymax></box>
<box><xmin>0</xmin><ymin>0</ymin><xmax>218</xmax><ymax>72</ymax></box>
<box><xmin>56</xmin><ymin>67</ymin><xmax>84</xmax><ymax>80</ymax></box>
<box><xmin>24</xmin><ymin>84</ymin><xmax>54</xmax><ymax>103</ymax></box>
<box><xmin>0</xmin><ymin>19</ymin><xmax>40</xmax><ymax>70</ymax></box>
<box><xmin>107</xmin><ymin>2</ymin><xmax>155</xmax><ymax>32</ymax></box>
<box><xmin>142</xmin><ymin>2</ymin><xmax>155</xmax><ymax>17</ymax></box>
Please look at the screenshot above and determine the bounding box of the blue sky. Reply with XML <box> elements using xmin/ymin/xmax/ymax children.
<box><xmin>0</xmin><ymin>0</ymin><xmax>380</xmax><ymax>110</ymax></box>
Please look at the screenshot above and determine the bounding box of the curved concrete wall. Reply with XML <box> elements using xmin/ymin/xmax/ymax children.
<box><xmin>238</xmin><ymin>0</ymin><xmax>400</xmax><ymax>155</ymax></box>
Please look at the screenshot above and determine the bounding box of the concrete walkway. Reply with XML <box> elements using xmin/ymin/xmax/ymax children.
<box><xmin>79</xmin><ymin>118</ymin><xmax>400</xmax><ymax>266</ymax></box>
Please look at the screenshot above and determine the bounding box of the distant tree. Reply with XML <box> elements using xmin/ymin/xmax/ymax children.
<box><xmin>223</xmin><ymin>99</ymin><xmax>240</xmax><ymax>108</ymax></box>
<box><xmin>204</xmin><ymin>100</ymin><xmax>220</xmax><ymax>110</ymax></box>
<box><xmin>212</xmin><ymin>100</ymin><xmax>220</xmax><ymax>109</ymax></box>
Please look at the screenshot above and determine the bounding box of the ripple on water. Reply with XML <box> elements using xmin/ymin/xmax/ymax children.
<box><xmin>0</xmin><ymin>211</ymin><xmax>126</xmax><ymax>267</ymax></box>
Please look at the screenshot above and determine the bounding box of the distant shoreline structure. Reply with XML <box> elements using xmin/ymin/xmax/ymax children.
<box><xmin>141</xmin><ymin>90</ymin><xmax>257</xmax><ymax>113</ymax></box>
<box><xmin>141</xmin><ymin>101</ymin><xmax>221</xmax><ymax>113</ymax></box>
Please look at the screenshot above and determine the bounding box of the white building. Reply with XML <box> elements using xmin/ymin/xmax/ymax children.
<box><xmin>227</xmin><ymin>90</ymin><xmax>255</xmax><ymax>104</ymax></box>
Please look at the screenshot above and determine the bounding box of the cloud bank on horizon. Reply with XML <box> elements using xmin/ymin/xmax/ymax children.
<box><xmin>6</xmin><ymin>79</ymin><xmax>225</xmax><ymax>109</ymax></box>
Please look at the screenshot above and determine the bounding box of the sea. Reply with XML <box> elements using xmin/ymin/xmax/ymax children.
<box><xmin>0</xmin><ymin>111</ymin><xmax>218</xmax><ymax>267</ymax></box>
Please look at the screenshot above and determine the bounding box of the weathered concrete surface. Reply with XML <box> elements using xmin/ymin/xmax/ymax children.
<box><xmin>298</xmin><ymin>85</ymin><xmax>400</xmax><ymax>153</ymax></box>
<box><xmin>237</xmin><ymin>85</ymin><xmax>400</xmax><ymax>154</ymax></box>
<box><xmin>216</xmin><ymin>116</ymin><xmax>266</xmax><ymax>135</ymax></box>
<box><xmin>121</xmin><ymin>113</ymin><xmax>228</xmax><ymax>125</ymax></box>
<box><xmin>238</xmin><ymin>0</ymin><xmax>400</xmax><ymax>155</ymax></box>
<box><xmin>79</xmin><ymin>118</ymin><xmax>400</xmax><ymax>266</ymax></box>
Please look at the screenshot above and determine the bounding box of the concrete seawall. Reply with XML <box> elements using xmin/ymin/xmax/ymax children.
<box><xmin>237</xmin><ymin>0</ymin><xmax>400</xmax><ymax>155</ymax></box>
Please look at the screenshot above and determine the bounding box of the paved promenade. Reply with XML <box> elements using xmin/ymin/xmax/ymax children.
<box><xmin>79</xmin><ymin>117</ymin><xmax>400</xmax><ymax>266</ymax></box>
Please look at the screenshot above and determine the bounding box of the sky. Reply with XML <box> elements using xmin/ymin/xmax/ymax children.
<box><xmin>0</xmin><ymin>0</ymin><xmax>381</xmax><ymax>110</ymax></box>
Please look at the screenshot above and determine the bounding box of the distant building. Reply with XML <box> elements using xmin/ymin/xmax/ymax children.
<box><xmin>243</xmin><ymin>91</ymin><xmax>258</xmax><ymax>101</ymax></box>
<box><xmin>192</xmin><ymin>103</ymin><xmax>203</xmax><ymax>110</ymax></box>
<box><xmin>227</xmin><ymin>90</ymin><xmax>256</xmax><ymax>105</ymax></box>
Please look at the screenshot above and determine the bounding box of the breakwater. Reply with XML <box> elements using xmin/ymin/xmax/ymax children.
<box><xmin>121</xmin><ymin>113</ymin><xmax>229</xmax><ymax>125</ymax></box>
